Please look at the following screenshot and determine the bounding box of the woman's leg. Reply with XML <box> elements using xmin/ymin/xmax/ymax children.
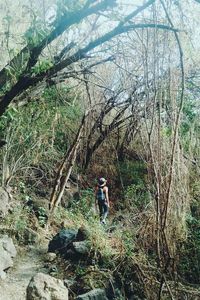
<box><xmin>102</xmin><ymin>203</ymin><xmax>108</xmax><ymax>223</ymax></box>
<box><xmin>98</xmin><ymin>201</ymin><xmax>104</xmax><ymax>221</ymax></box>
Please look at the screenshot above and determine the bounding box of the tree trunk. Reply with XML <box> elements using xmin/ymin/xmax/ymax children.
<box><xmin>49</xmin><ymin>114</ymin><xmax>86</xmax><ymax>213</ymax></box>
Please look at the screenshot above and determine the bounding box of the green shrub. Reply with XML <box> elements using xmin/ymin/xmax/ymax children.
<box><xmin>119</xmin><ymin>160</ymin><xmax>147</xmax><ymax>187</ymax></box>
<box><xmin>178</xmin><ymin>213</ymin><xmax>200</xmax><ymax>283</ymax></box>
<box><xmin>124</xmin><ymin>183</ymin><xmax>150</xmax><ymax>211</ymax></box>
<box><xmin>70</xmin><ymin>189</ymin><xmax>94</xmax><ymax>217</ymax></box>
<box><xmin>0</xmin><ymin>86</ymin><xmax>83</xmax><ymax>187</ymax></box>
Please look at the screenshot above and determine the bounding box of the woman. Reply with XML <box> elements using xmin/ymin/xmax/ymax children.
<box><xmin>95</xmin><ymin>177</ymin><xmax>110</xmax><ymax>224</ymax></box>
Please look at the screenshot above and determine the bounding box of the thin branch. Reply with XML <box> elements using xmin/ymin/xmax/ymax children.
<box><xmin>0</xmin><ymin>18</ymin><xmax>179</xmax><ymax>115</ymax></box>
<box><xmin>160</xmin><ymin>0</ymin><xmax>185</xmax><ymax>229</ymax></box>
<box><xmin>0</xmin><ymin>0</ymin><xmax>116</xmax><ymax>86</ymax></box>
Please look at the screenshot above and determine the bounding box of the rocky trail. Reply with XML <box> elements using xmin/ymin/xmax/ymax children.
<box><xmin>0</xmin><ymin>243</ymin><xmax>48</xmax><ymax>300</ymax></box>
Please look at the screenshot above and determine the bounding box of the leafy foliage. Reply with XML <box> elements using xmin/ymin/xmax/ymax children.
<box><xmin>0</xmin><ymin>86</ymin><xmax>82</xmax><ymax>186</ymax></box>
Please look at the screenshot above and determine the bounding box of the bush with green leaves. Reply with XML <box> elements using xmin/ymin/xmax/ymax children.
<box><xmin>2</xmin><ymin>204</ymin><xmax>29</xmax><ymax>233</ymax></box>
<box><xmin>0</xmin><ymin>86</ymin><xmax>83</xmax><ymax>187</ymax></box>
<box><xmin>119</xmin><ymin>160</ymin><xmax>147</xmax><ymax>187</ymax></box>
<box><xmin>125</xmin><ymin>183</ymin><xmax>150</xmax><ymax>211</ymax></box>
<box><xmin>177</xmin><ymin>176</ymin><xmax>200</xmax><ymax>283</ymax></box>
<box><xmin>178</xmin><ymin>213</ymin><xmax>200</xmax><ymax>284</ymax></box>
<box><xmin>69</xmin><ymin>188</ymin><xmax>94</xmax><ymax>217</ymax></box>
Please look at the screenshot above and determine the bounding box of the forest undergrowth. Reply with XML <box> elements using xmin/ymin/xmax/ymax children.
<box><xmin>0</xmin><ymin>83</ymin><xmax>200</xmax><ymax>299</ymax></box>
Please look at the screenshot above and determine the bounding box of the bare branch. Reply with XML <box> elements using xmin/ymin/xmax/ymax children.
<box><xmin>0</xmin><ymin>0</ymin><xmax>116</xmax><ymax>87</ymax></box>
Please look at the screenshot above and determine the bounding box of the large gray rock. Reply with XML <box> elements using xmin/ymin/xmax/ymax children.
<box><xmin>76</xmin><ymin>289</ymin><xmax>108</xmax><ymax>300</ymax></box>
<box><xmin>0</xmin><ymin>187</ymin><xmax>9</xmax><ymax>217</ymax></box>
<box><xmin>0</xmin><ymin>245</ymin><xmax>13</xmax><ymax>271</ymax></box>
<box><xmin>48</xmin><ymin>228</ymin><xmax>78</xmax><ymax>254</ymax></box>
<box><xmin>73</xmin><ymin>241</ymin><xmax>90</xmax><ymax>255</ymax></box>
<box><xmin>0</xmin><ymin>235</ymin><xmax>17</xmax><ymax>273</ymax></box>
<box><xmin>0</xmin><ymin>235</ymin><xmax>17</xmax><ymax>257</ymax></box>
<box><xmin>26</xmin><ymin>272</ymin><xmax>68</xmax><ymax>300</ymax></box>
<box><xmin>0</xmin><ymin>270</ymin><xmax>7</xmax><ymax>280</ymax></box>
<box><xmin>76</xmin><ymin>226</ymin><xmax>90</xmax><ymax>241</ymax></box>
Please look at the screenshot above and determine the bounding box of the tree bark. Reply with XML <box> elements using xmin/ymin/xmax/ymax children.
<box><xmin>49</xmin><ymin>113</ymin><xmax>86</xmax><ymax>212</ymax></box>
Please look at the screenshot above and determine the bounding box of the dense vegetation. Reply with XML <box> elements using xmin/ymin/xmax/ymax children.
<box><xmin>0</xmin><ymin>0</ymin><xmax>200</xmax><ymax>299</ymax></box>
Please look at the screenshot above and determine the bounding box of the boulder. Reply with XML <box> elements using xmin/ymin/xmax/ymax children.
<box><xmin>76</xmin><ymin>289</ymin><xmax>108</xmax><ymax>300</ymax></box>
<box><xmin>0</xmin><ymin>187</ymin><xmax>9</xmax><ymax>217</ymax></box>
<box><xmin>44</xmin><ymin>252</ymin><xmax>57</xmax><ymax>262</ymax></box>
<box><xmin>73</xmin><ymin>241</ymin><xmax>90</xmax><ymax>255</ymax></box>
<box><xmin>64</xmin><ymin>278</ymin><xmax>76</xmax><ymax>288</ymax></box>
<box><xmin>0</xmin><ymin>235</ymin><xmax>17</xmax><ymax>257</ymax></box>
<box><xmin>27</xmin><ymin>272</ymin><xmax>68</xmax><ymax>300</ymax></box>
<box><xmin>0</xmin><ymin>247</ymin><xmax>13</xmax><ymax>271</ymax></box>
<box><xmin>48</xmin><ymin>228</ymin><xmax>78</xmax><ymax>254</ymax></box>
<box><xmin>76</xmin><ymin>226</ymin><xmax>90</xmax><ymax>241</ymax></box>
<box><xmin>0</xmin><ymin>270</ymin><xmax>6</xmax><ymax>280</ymax></box>
<box><xmin>0</xmin><ymin>235</ymin><xmax>17</xmax><ymax>273</ymax></box>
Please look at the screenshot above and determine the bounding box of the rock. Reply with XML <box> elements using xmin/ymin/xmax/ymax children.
<box><xmin>65</xmin><ymin>248</ymin><xmax>76</xmax><ymax>258</ymax></box>
<box><xmin>76</xmin><ymin>288</ymin><xmax>108</xmax><ymax>300</ymax></box>
<box><xmin>26</xmin><ymin>272</ymin><xmax>68</xmax><ymax>300</ymax></box>
<box><xmin>0</xmin><ymin>246</ymin><xmax>13</xmax><ymax>271</ymax></box>
<box><xmin>44</xmin><ymin>252</ymin><xmax>57</xmax><ymax>262</ymax></box>
<box><xmin>0</xmin><ymin>235</ymin><xmax>17</xmax><ymax>273</ymax></box>
<box><xmin>0</xmin><ymin>270</ymin><xmax>7</xmax><ymax>280</ymax></box>
<box><xmin>0</xmin><ymin>235</ymin><xmax>17</xmax><ymax>257</ymax></box>
<box><xmin>63</xmin><ymin>279</ymin><xmax>76</xmax><ymax>288</ymax></box>
<box><xmin>0</xmin><ymin>187</ymin><xmax>9</xmax><ymax>217</ymax></box>
<box><xmin>73</xmin><ymin>241</ymin><xmax>90</xmax><ymax>255</ymax></box>
<box><xmin>76</xmin><ymin>226</ymin><xmax>90</xmax><ymax>241</ymax></box>
<box><xmin>48</xmin><ymin>228</ymin><xmax>78</xmax><ymax>254</ymax></box>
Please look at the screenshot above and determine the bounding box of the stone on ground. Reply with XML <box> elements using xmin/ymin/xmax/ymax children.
<box><xmin>76</xmin><ymin>288</ymin><xmax>108</xmax><ymax>300</ymax></box>
<box><xmin>48</xmin><ymin>228</ymin><xmax>78</xmax><ymax>254</ymax></box>
<box><xmin>26</xmin><ymin>272</ymin><xmax>68</xmax><ymax>300</ymax></box>
<box><xmin>0</xmin><ymin>270</ymin><xmax>7</xmax><ymax>280</ymax></box>
<box><xmin>0</xmin><ymin>235</ymin><xmax>17</xmax><ymax>273</ymax></box>
<box><xmin>73</xmin><ymin>241</ymin><xmax>90</xmax><ymax>255</ymax></box>
<box><xmin>44</xmin><ymin>252</ymin><xmax>57</xmax><ymax>262</ymax></box>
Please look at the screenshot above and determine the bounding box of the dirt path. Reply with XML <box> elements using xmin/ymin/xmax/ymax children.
<box><xmin>0</xmin><ymin>243</ymin><xmax>48</xmax><ymax>300</ymax></box>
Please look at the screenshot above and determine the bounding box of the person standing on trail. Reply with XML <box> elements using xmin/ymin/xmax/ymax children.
<box><xmin>95</xmin><ymin>177</ymin><xmax>110</xmax><ymax>224</ymax></box>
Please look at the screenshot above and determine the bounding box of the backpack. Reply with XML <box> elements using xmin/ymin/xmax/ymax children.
<box><xmin>97</xmin><ymin>187</ymin><xmax>105</xmax><ymax>201</ymax></box>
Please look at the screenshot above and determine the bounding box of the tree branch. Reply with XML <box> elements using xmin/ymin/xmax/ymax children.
<box><xmin>0</xmin><ymin>0</ymin><xmax>116</xmax><ymax>87</ymax></box>
<box><xmin>0</xmin><ymin>3</ymin><xmax>178</xmax><ymax>116</ymax></box>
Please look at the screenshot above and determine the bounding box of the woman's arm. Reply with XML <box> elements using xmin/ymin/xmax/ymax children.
<box><xmin>104</xmin><ymin>186</ymin><xmax>110</xmax><ymax>207</ymax></box>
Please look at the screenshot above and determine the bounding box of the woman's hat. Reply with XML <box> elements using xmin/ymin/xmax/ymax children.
<box><xmin>98</xmin><ymin>177</ymin><xmax>107</xmax><ymax>186</ymax></box>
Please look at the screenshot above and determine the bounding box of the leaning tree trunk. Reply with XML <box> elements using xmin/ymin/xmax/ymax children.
<box><xmin>49</xmin><ymin>113</ymin><xmax>86</xmax><ymax>213</ymax></box>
